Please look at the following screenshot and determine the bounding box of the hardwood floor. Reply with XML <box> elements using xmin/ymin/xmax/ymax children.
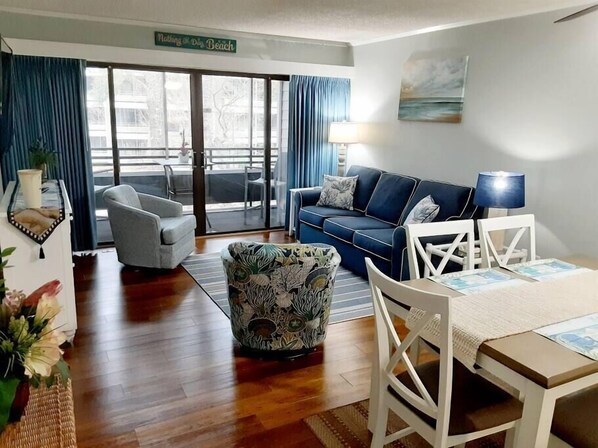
<box><xmin>68</xmin><ymin>230</ymin><xmax>375</xmax><ymax>447</ymax></box>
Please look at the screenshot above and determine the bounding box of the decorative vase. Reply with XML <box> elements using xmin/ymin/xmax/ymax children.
<box><xmin>8</xmin><ymin>381</ymin><xmax>29</xmax><ymax>424</ymax></box>
<box><xmin>178</xmin><ymin>153</ymin><xmax>189</xmax><ymax>164</ymax></box>
<box><xmin>17</xmin><ymin>169</ymin><xmax>42</xmax><ymax>209</ymax></box>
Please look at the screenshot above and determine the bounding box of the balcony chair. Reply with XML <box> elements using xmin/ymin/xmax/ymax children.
<box><xmin>221</xmin><ymin>242</ymin><xmax>340</xmax><ymax>356</ymax></box>
<box><xmin>243</xmin><ymin>158</ymin><xmax>286</xmax><ymax>223</ymax></box>
<box><xmin>104</xmin><ymin>185</ymin><xmax>196</xmax><ymax>269</ymax></box>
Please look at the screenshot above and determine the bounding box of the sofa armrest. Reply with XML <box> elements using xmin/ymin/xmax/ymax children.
<box><xmin>138</xmin><ymin>193</ymin><xmax>183</xmax><ymax>218</ymax></box>
<box><xmin>391</xmin><ymin>226</ymin><xmax>410</xmax><ymax>281</ymax></box>
<box><xmin>294</xmin><ymin>188</ymin><xmax>322</xmax><ymax>239</ymax></box>
<box><xmin>296</xmin><ymin>188</ymin><xmax>322</xmax><ymax>207</ymax></box>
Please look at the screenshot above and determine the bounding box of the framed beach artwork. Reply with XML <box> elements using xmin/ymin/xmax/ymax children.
<box><xmin>398</xmin><ymin>56</ymin><xmax>469</xmax><ymax>123</ymax></box>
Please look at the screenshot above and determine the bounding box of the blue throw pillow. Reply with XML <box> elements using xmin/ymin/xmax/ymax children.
<box><xmin>316</xmin><ymin>175</ymin><xmax>359</xmax><ymax>210</ymax></box>
<box><xmin>403</xmin><ymin>195</ymin><xmax>440</xmax><ymax>225</ymax></box>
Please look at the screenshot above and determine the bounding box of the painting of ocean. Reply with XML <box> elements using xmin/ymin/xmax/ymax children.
<box><xmin>398</xmin><ymin>56</ymin><xmax>469</xmax><ymax>123</ymax></box>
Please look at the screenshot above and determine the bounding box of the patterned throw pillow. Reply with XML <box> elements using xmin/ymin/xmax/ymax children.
<box><xmin>403</xmin><ymin>195</ymin><xmax>440</xmax><ymax>225</ymax></box>
<box><xmin>316</xmin><ymin>175</ymin><xmax>359</xmax><ymax>210</ymax></box>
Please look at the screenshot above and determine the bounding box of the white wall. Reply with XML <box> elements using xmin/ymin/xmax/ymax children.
<box><xmin>350</xmin><ymin>7</ymin><xmax>598</xmax><ymax>258</ymax></box>
<box><xmin>0</xmin><ymin>11</ymin><xmax>353</xmax><ymax>77</ymax></box>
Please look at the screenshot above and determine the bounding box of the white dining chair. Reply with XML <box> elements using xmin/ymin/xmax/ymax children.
<box><xmin>478</xmin><ymin>214</ymin><xmax>536</xmax><ymax>268</ymax></box>
<box><xmin>365</xmin><ymin>258</ymin><xmax>522</xmax><ymax>448</ymax></box>
<box><xmin>406</xmin><ymin>220</ymin><xmax>475</xmax><ymax>279</ymax></box>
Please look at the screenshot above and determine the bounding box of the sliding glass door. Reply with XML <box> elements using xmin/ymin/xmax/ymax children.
<box><xmin>86</xmin><ymin>65</ymin><xmax>288</xmax><ymax>242</ymax></box>
<box><xmin>202</xmin><ymin>75</ymin><xmax>288</xmax><ymax>233</ymax></box>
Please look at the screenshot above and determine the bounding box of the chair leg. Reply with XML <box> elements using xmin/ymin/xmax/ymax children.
<box><xmin>504</xmin><ymin>428</ymin><xmax>516</xmax><ymax>448</ymax></box>
<box><xmin>244</xmin><ymin>181</ymin><xmax>249</xmax><ymax>224</ymax></box>
<box><xmin>368</xmin><ymin>368</ymin><xmax>379</xmax><ymax>432</ymax></box>
<box><xmin>370</xmin><ymin>402</ymin><xmax>389</xmax><ymax>448</ymax></box>
<box><xmin>260</xmin><ymin>183</ymin><xmax>266</xmax><ymax>219</ymax></box>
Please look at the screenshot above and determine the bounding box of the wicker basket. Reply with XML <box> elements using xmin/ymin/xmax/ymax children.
<box><xmin>0</xmin><ymin>380</ymin><xmax>76</xmax><ymax>448</ymax></box>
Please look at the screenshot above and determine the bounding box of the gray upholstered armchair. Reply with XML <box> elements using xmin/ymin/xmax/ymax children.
<box><xmin>103</xmin><ymin>185</ymin><xmax>196</xmax><ymax>269</ymax></box>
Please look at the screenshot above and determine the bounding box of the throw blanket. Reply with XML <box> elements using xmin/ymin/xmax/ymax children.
<box><xmin>8</xmin><ymin>180</ymin><xmax>65</xmax><ymax>259</ymax></box>
<box><xmin>406</xmin><ymin>270</ymin><xmax>598</xmax><ymax>370</ymax></box>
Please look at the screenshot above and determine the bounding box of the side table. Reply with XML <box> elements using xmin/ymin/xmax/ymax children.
<box><xmin>288</xmin><ymin>187</ymin><xmax>321</xmax><ymax>236</ymax></box>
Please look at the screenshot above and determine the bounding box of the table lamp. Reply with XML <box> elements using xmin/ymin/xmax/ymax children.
<box><xmin>328</xmin><ymin>122</ymin><xmax>359</xmax><ymax>176</ymax></box>
<box><xmin>474</xmin><ymin>171</ymin><xmax>525</xmax><ymax>249</ymax></box>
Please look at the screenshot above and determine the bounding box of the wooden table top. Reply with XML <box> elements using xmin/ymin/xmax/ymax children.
<box><xmin>404</xmin><ymin>255</ymin><xmax>598</xmax><ymax>389</ymax></box>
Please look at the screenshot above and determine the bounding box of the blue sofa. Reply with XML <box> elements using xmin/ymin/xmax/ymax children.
<box><xmin>294</xmin><ymin>165</ymin><xmax>482</xmax><ymax>281</ymax></box>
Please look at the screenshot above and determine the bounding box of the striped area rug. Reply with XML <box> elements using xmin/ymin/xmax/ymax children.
<box><xmin>182</xmin><ymin>252</ymin><xmax>373</xmax><ymax>324</ymax></box>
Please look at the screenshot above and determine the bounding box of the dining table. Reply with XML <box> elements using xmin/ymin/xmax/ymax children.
<box><xmin>393</xmin><ymin>255</ymin><xmax>598</xmax><ymax>448</ymax></box>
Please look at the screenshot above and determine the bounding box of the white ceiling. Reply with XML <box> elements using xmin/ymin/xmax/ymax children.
<box><xmin>0</xmin><ymin>0</ymin><xmax>593</xmax><ymax>45</ymax></box>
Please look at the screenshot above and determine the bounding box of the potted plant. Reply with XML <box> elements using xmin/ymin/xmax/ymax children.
<box><xmin>29</xmin><ymin>139</ymin><xmax>58</xmax><ymax>180</ymax></box>
<box><xmin>0</xmin><ymin>247</ymin><xmax>70</xmax><ymax>432</ymax></box>
<box><xmin>178</xmin><ymin>129</ymin><xmax>190</xmax><ymax>164</ymax></box>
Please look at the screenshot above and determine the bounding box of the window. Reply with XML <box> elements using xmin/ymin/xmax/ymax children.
<box><xmin>89</xmin><ymin>136</ymin><xmax>107</xmax><ymax>148</ymax></box>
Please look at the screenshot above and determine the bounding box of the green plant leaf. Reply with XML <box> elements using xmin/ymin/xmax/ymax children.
<box><xmin>53</xmin><ymin>359</ymin><xmax>71</xmax><ymax>384</ymax></box>
<box><xmin>0</xmin><ymin>248</ymin><xmax>15</xmax><ymax>258</ymax></box>
<box><xmin>0</xmin><ymin>377</ymin><xmax>20</xmax><ymax>431</ymax></box>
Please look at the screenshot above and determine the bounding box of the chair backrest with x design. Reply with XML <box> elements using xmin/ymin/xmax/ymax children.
<box><xmin>478</xmin><ymin>214</ymin><xmax>536</xmax><ymax>268</ymax></box>
<box><xmin>406</xmin><ymin>220</ymin><xmax>475</xmax><ymax>279</ymax></box>
<box><xmin>366</xmin><ymin>258</ymin><xmax>453</xmax><ymax>446</ymax></box>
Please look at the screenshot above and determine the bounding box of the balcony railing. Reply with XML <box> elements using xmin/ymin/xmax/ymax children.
<box><xmin>91</xmin><ymin>147</ymin><xmax>279</xmax><ymax>173</ymax></box>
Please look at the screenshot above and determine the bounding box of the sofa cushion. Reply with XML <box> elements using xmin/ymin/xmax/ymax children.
<box><xmin>316</xmin><ymin>174</ymin><xmax>359</xmax><ymax>210</ymax></box>
<box><xmin>323</xmin><ymin>216</ymin><xmax>394</xmax><ymax>244</ymax></box>
<box><xmin>299</xmin><ymin>206</ymin><xmax>363</xmax><ymax>229</ymax></box>
<box><xmin>403</xmin><ymin>195</ymin><xmax>440</xmax><ymax>225</ymax></box>
<box><xmin>346</xmin><ymin>165</ymin><xmax>385</xmax><ymax>212</ymax></box>
<box><xmin>400</xmin><ymin>180</ymin><xmax>474</xmax><ymax>225</ymax></box>
<box><xmin>365</xmin><ymin>173</ymin><xmax>419</xmax><ymax>225</ymax></box>
<box><xmin>160</xmin><ymin>215</ymin><xmax>197</xmax><ymax>245</ymax></box>
<box><xmin>353</xmin><ymin>228</ymin><xmax>394</xmax><ymax>261</ymax></box>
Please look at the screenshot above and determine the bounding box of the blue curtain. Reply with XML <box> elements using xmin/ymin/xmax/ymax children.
<box><xmin>1</xmin><ymin>51</ymin><xmax>14</xmax><ymax>156</ymax></box>
<box><xmin>0</xmin><ymin>55</ymin><xmax>96</xmax><ymax>251</ymax></box>
<box><xmin>287</xmin><ymin>75</ymin><xmax>350</xmax><ymax>189</ymax></box>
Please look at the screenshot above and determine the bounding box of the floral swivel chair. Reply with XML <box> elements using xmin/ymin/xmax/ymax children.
<box><xmin>221</xmin><ymin>242</ymin><xmax>341</xmax><ymax>356</ymax></box>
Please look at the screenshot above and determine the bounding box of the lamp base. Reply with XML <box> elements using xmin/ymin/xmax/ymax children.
<box><xmin>485</xmin><ymin>208</ymin><xmax>509</xmax><ymax>251</ymax></box>
<box><xmin>337</xmin><ymin>144</ymin><xmax>347</xmax><ymax>176</ymax></box>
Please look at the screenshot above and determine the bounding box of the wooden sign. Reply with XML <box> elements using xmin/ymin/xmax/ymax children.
<box><xmin>154</xmin><ymin>31</ymin><xmax>237</xmax><ymax>53</ymax></box>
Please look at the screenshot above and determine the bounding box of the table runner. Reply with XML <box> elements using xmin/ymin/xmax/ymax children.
<box><xmin>406</xmin><ymin>270</ymin><xmax>598</xmax><ymax>370</ymax></box>
<box><xmin>8</xmin><ymin>180</ymin><xmax>65</xmax><ymax>259</ymax></box>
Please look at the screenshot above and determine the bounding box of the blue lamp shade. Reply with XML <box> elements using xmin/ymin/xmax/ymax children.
<box><xmin>474</xmin><ymin>171</ymin><xmax>525</xmax><ymax>209</ymax></box>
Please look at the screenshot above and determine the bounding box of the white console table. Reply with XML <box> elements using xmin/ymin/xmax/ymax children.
<box><xmin>0</xmin><ymin>180</ymin><xmax>78</xmax><ymax>340</ymax></box>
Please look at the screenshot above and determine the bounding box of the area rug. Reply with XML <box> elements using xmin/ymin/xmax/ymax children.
<box><xmin>182</xmin><ymin>252</ymin><xmax>373</xmax><ymax>324</ymax></box>
<box><xmin>304</xmin><ymin>400</ymin><xmax>504</xmax><ymax>448</ymax></box>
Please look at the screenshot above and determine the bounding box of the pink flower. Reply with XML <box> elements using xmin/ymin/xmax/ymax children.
<box><xmin>23</xmin><ymin>280</ymin><xmax>62</xmax><ymax>307</ymax></box>
<box><xmin>2</xmin><ymin>290</ymin><xmax>26</xmax><ymax>314</ymax></box>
